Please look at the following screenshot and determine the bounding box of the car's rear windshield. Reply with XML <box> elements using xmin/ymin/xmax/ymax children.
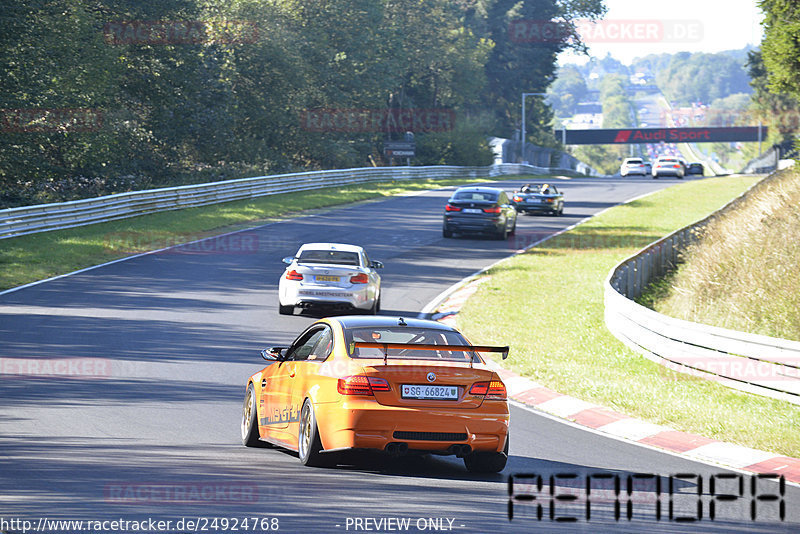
<box><xmin>345</xmin><ymin>327</ymin><xmax>480</xmax><ymax>362</ymax></box>
<box><xmin>625</xmin><ymin>159</ymin><xmax>643</xmax><ymax>164</ymax></box>
<box><xmin>297</xmin><ymin>250</ymin><xmax>360</xmax><ymax>266</ymax></box>
<box><xmin>453</xmin><ymin>191</ymin><xmax>497</xmax><ymax>202</ymax></box>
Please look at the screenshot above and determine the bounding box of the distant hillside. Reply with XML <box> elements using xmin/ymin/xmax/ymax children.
<box><xmin>631</xmin><ymin>47</ymin><xmax>754</xmax><ymax>105</ymax></box>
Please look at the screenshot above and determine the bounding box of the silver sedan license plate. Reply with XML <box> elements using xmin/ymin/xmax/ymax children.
<box><xmin>401</xmin><ymin>384</ymin><xmax>458</xmax><ymax>400</ymax></box>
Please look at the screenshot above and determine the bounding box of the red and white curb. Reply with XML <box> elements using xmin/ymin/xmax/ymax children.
<box><xmin>431</xmin><ymin>277</ymin><xmax>800</xmax><ymax>486</ymax></box>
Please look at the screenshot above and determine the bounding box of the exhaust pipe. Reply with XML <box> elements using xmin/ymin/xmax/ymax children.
<box><xmin>385</xmin><ymin>442</ymin><xmax>408</xmax><ymax>457</ymax></box>
<box><xmin>449</xmin><ymin>444</ymin><xmax>472</xmax><ymax>458</ymax></box>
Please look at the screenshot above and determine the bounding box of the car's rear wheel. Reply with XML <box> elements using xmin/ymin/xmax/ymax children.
<box><xmin>298</xmin><ymin>399</ymin><xmax>326</xmax><ymax>467</ymax></box>
<box><xmin>463</xmin><ymin>433</ymin><xmax>509</xmax><ymax>473</ymax></box>
<box><xmin>495</xmin><ymin>223</ymin><xmax>509</xmax><ymax>240</ymax></box>
<box><xmin>368</xmin><ymin>293</ymin><xmax>381</xmax><ymax>315</ymax></box>
<box><xmin>241</xmin><ymin>383</ymin><xmax>262</xmax><ymax>447</ymax></box>
<box><xmin>278</xmin><ymin>304</ymin><xmax>294</xmax><ymax>315</ymax></box>
<box><xmin>443</xmin><ymin>226</ymin><xmax>453</xmax><ymax>238</ymax></box>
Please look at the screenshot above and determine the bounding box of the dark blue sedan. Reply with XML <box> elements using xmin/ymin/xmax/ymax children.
<box><xmin>442</xmin><ymin>186</ymin><xmax>517</xmax><ymax>240</ymax></box>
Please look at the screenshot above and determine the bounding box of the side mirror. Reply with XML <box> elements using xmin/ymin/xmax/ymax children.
<box><xmin>281</xmin><ymin>256</ymin><xmax>295</xmax><ymax>265</ymax></box>
<box><xmin>371</xmin><ymin>260</ymin><xmax>384</xmax><ymax>269</ymax></box>
<box><xmin>261</xmin><ymin>346</ymin><xmax>288</xmax><ymax>361</ymax></box>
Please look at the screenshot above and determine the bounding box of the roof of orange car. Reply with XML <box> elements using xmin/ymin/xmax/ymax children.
<box><xmin>330</xmin><ymin>315</ymin><xmax>459</xmax><ymax>332</ymax></box>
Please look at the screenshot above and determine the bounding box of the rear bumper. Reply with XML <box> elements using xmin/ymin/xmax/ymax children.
<box><xmin>280</xmin><ymin>284</ymin><xmax>375</xmax><ymax>310</ymax></box>
<box><xmin>514</xmin><ymin>202</ymin><xmax>557</xmax><ymax>213</ymax></box>
<box><xmin>443</xmin><ymin>216</ymin><xmax>504</xmax><ymax>234</ymax></box>
<box><xmin>316</xmin><ymin>399</ymin><xmax>509</xmax><ymax>453</ymax></box>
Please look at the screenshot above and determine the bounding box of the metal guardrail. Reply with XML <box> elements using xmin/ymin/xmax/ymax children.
<box><xmin>604</xmin><ymin>171</ymin><xmax>800</xmax><ymax>405</ymax></box>
<box><xmin>0</xmin><ymin>163</ymin><xmax>559</xmax><ymax>239</ymax></box>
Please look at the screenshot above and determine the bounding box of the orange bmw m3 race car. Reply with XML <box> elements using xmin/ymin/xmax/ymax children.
<box><xmin>241</xmin><ymin>316</ymin><xmax>510</xmax><ymax>472</ymax></box>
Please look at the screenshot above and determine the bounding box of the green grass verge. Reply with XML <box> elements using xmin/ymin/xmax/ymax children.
<box><xmin>0</xmin><ymin>174</ymin><xmax>547</xmax><ymax>292</ymax></box>
<box><xmin>455</xmin><ymin>175</ymin><xmax>800</xmax><ymax>458</ymax></box>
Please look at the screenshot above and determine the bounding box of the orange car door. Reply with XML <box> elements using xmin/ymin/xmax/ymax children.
<box><xmin>284</xmin><ymin>327</ymin><xmax>334</xmax><ymax>442</ymax></box>
<box><xmin>263</xmin><ymin>327</ymin><xmax>328</xmax><ymax>436</ymax></box>
<box><xmin>260</xmin><ymin>358</ymin><xmax>296</xmax><ymax>433</ymax></box>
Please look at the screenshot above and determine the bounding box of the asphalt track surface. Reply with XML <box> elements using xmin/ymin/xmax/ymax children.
<box><xmin>1</xmin><ymin>176</ymin><xmax>797</xmax><ymax>533</ymax></box>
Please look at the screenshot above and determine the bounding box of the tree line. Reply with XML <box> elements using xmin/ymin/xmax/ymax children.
<box><xmin>0</xmin><ymin>0</ymin><xmax>604</xmax><ymax>208</ymax></box>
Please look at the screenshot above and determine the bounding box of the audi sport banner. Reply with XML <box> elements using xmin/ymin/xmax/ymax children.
<box><xmin>558</xmin><ymin>126</ymin><xmax>766</xmax><ymax>145</ymax></box>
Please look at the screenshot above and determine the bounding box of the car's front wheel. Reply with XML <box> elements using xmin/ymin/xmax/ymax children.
<box><xmin>463</xmin><ymin>434</ymin><xmax>509</xmax><ymax>473</ymax></box>
<box><xmin>298</xmin><ymin>399</ymin><xmax>327</xmax><ymax>467</ymax></box>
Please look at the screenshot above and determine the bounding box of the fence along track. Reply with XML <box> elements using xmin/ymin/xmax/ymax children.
<box><xmin>604</xmin><ymin>170</ymin><xmax>800</xmax><ymax>405</ymax></box>
<box><xmin>0</xmin><ymin>164</ymin><xmax>559</xmax><ymax>239</ymax></box>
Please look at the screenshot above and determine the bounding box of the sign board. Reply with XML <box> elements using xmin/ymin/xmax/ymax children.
<box><xmin>557</xmin><ymin>126</ymin><xmax>766</xmax><ymax>145</ymax></box>
<box><xmin>384</xmin><ymin>141</ymin><xmax>415</xmax><ymax>158</ymax></box>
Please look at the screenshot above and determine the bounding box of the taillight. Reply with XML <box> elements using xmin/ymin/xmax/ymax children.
<box><xmin>350</xmin><ymin>273</ymin><xmax>369</xmax><ymax>284</ymax></box>
<box><xmin>483</xmin><ymin>206</ymin><xmax>501</xmax><ymax>214</ymax></box>
<box><xmin>545</xmin><ymin>198</ymin><xmax>554</xmax><ymax>203</ymax></box>
<box><xmin>469</xmin><ymin>380</ymin><xmax>507</xmax><ymax>400</ymax></box>
<box><xmin>285</xmin><ymin>270</ymin><xmax>303</xmax><ymax>281</ymax></box>
<box><xmin>337</xmin><ymin>375</ymin><xmax>390</xmax><ymax>395</ymax></box>
<box><xmin>445</xmin><ymin>204</ymin><xmax>461</xmax><ymax>212</ymax></box>
<box><xmin>513</xmin><ymin>195</ymin><xmax>523</xmax><ymax>202</ymax></box>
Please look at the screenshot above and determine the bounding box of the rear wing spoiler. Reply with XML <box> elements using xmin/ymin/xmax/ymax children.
<box><xmin>353</xmin><ymin>341</ymin><xmax>509</xmax><ymax>367</ymax></box>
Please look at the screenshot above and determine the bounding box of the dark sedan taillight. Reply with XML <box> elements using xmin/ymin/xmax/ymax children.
<box><xmin>483</xmin><ymin>206</ymin><xmax>501</xmax><ymax>214</ymax></box>
<box><xmin>445</xmin><ymin>204</ymin><xmax>462</xmax><ymax>212</ymax></box>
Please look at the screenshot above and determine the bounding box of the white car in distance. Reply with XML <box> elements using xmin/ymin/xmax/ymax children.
<box><xmin>620</xmin><ymin>158</ymin><xmax>647</xmax><ymax>177</ymax></box>
<box><xmin>278</xmin><ymin>243</ymin><xmax>383</xmax><ymax>315</ymax></box>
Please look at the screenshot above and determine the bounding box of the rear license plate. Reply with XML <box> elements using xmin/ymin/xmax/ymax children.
<box><xmin>315</xmin><ymin>275</ymin><xmax>340</xmax><ymax>282</ymax></box>
<box><xmin>401</xmin><ymin>384</ymin><xmax>459</xmax><ymax>400</ymax></box>
<box><xmin>463</xmin><ymin>208</ymin><xmax>482</xmax><ymax>214</ymax></box>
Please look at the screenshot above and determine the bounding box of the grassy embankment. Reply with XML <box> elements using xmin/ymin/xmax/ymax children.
<box><xmin>645</xmin><ymin>169</ymin><xmax>800</xmax><ymax>342</ymax></box>
<box><xmin>455</xmin><ymin>174</ymin><xmax>800</xmax><ymax>457</ymax></box>
<box><xmin>0</xmin><ymin>174</ymin><xmax>538</xmax><ymax>291</ymax></box>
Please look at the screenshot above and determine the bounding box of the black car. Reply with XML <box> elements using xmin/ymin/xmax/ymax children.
<box><xmin>442</xmin><ymin>186</ymin><xmax>517</xmax><ymax>240</ymax></box>
<box><xmin>686</xmin><ymin>162</ymin><xmax>704</xmax><ymax>176</ymax></box>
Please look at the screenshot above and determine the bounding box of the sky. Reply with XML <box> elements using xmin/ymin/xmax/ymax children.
<box><xmin>559</xmin><ymin>0</ymin><xmax>765</xmax><ymax>65</ymax></box>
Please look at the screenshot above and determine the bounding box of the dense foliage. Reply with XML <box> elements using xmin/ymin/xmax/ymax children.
<box><xmin>0</xmin><ymin>0</ymin><xmax>605</xmax><ymax>207</ymax></box>
<box><xmin>759</xmin><ymin>0</ymin><xmax>800</xmax><ymax>100</ymax></box>
<box><xmin>633</xmin><ymin>51</ymin><xmax>753</xmax><ymax>106</ymax></box>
